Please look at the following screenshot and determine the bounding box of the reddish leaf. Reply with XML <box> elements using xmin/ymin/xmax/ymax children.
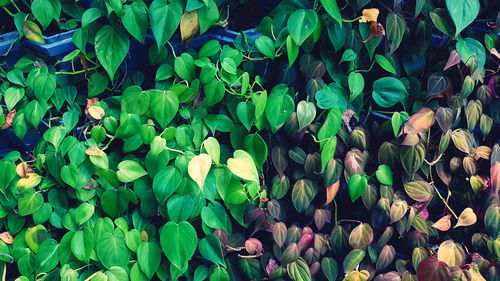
<box><xmin>417</xmin><ymin>256</ymin><xmax>452</xmax><ymax>281</ymax></box>
<box><xmin>443</xmin><ymin>50</ymin><xmax>461</xmax><ymax>71</ymax></box>
<box><xmin>324</xmin><ymin>180</ymin><xmax>340</xmax><ymax>206</ymax></box>
<box><xmin>272</xmin><ymin>146</ymin><xmax>288</xmax><ymax>180</ymax></box>
<box><xmin>1</xmin><ymin>110</ymin><xmax>16</xmax><ymax>130</ymax></box>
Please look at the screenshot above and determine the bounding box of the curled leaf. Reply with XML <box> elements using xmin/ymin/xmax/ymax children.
<box><xmin>359</xmin><ymin>8</ymin><xmax>379</xmax><ymax>23</ymax></box>
<box><xmin>454</xmin><ymin>207</ymin><xmax>477</xmax><ymax>228</ymax></box>
<box><xmin>87</xmin><ymin>106</ymin><xmax>105</xmax><ymax>120</ymax></box>
<box><xmin>1</xmin><ymin>110</ymin><xmax>16</xmax><ymax>130</ymax></box>
<box><xmin>16</xmin><ymin>162</ymin><xmax>33</xmax><ymax>178</ymax></box>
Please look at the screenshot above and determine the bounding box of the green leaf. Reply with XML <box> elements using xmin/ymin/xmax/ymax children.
<box><xmin>18</xmin><ymin>188</ymin><xmax>44</xmax><ymax>216</ymax></box>
<box><xmin>36</xmin><ymin>239</ymin><xmax>59</xmax><ymax>273</ymax></box>
<box><xmin>167</xmin><ymin>195</ymin><xmax>194</xmax><ymax>222</ymax></box>
<box><xmin>71</xmin><ymin>229</ymin><xmax>93</xmax><ymax>263</ymax></box>
<box><xmin>97</xmin><ymin>231</ymin><xmax>131</xmax><ymax>269</ymax></box>
<box><xmin>101</xmin><ymin>188</ymin><xmax>129</xmax><ymax>218</ymax></box>
<box><xmin>287</xmin><ymin>258</ymin><xmax>311</xmax><ymax>281</ymax></box>
<box><xmin>149</xmin><ymin>0</ymin><xmax>182</xmax><ymax>49</ymax></box>
<box><xmin>376</xmin><ymin>165</ymin><xmax>393</xmax><ymax>185</ymax></box>
<box><xmin>221</xmin><ymin>57</ymin><xmax>236</xmax><ymax>74</ymax></box>
<box><xmin>153</xmin><ymin>166</ymin><xmax>182</xmax><ymax>204</ymax></box>
<box><xmin>287</xmin><ymin>9</ymin><xmax>318</xmax><ymax>46</ymax></box>
<box><xmin>88</xmin><ymin>72</ymin><xmax>109</xmax><ymax>97</ymax></box>
<box><xmin>404</xmin><ymin>181</ymin><xmax>434</xmax><ymax>202</ymax></box>
<box><xmin>4</xmin><ymin>87</ymin><xmax>25</xmax><ymax>112</ymax></box>
<box><xmin>255</xmin><ymin>35</ymin><xmax>275</xmax><ymax>58</ymax></box>
<box><xmin>210</xmin><ymin>267</ymin><xmax>230</xmax><ymax>281</ymax></box>
<box><xmin>340</xmin><ymin>49</ymin><xmax>357</xmax><ymax>63</ymax></box>
<box><xmin>25</xmin><ymin>99</ymin><xmax>48</xmax><ymax>129</ymax></box>
<box><xmin>137</xmin><ymin>242</ymin><xmax>162</xmax><ymax>279</ymax></box>
<box><xmin>160</xmin><ymin>221</ymin><xmax>198</xmax><ymax>270</ymax></box>
<box><xmin>122</xmin><ymin>3</ymin><xmax>148</xmax><ymax>44</ymax></box>
<box><xmin>456</xmin><ymin>37</ymin><xmax>485</xmax><ymax>71</ymax></box>
<box><xmin>430</xmin><ymin>8</ymin><xmax>456</xmax><ymax>37</ymax></box>
<box><xmin>348</xmin><ymin>72</ymin><xmax>364</xmax><ymax>101</ymax></box>
<box><xmin>315</xmin><ymin>84</ymin><xmax>347</xmax><ymax>111</ymax></box>
<box><xmin>121</xmin><ymin>86</ymin><xmax>150</xmax><ymax>115</ymax></box>
<box><xmin>386</xmin><ymin>13</ymin><xmax>406</xmax><ymax>53</ymax></box>
<box><xmin>106</xmin><ymin>267</ymin><xmax>128</xmax><ymax>281</ymax></box>
<box><xmin>95</xmin><ymin>25</ymin><xmax>130</xmax><ymax>80</ymax></box>
<box><xmin>148</xmin><ymin>89</ymin><xmax>179</xmax><ymax>128</ymax></box>
<box><xmin>372</xmin><ymin>77</ymin><xmax>407</xmax><ymax>108</ymax></box>
<box><xmin>116</xmin><ymin>160</ymin><xmax>147</xmax><ymax>183</ymax></box>
<box><xmin>446</xmin><ymin>0</ymin><xmax>480</xmax><ymax>37</ymax></box>
<box><xmin>82</xmin><ymin>8</ymin><xmax>102</xmax><ymax>28</ymax></box>
<box><xmin>236</xmin><ymin>101</ymin><xmax>255</xmax><ymax>132</ymax></box>
<box><xmin>375</xmin><ymin>54</ymin><xmax>396</xmax><ymax>74</ymax></box>
<box><xmin>265</xmin><ymin>91</ymin><xmax>295</xmax><ymax>132</ymax></box>
<box><xmin>199</xmin><ymin>233</ymin><xmax>226</xmax><ymax>267</ymax></box>
<box><xmin>343</xmin><ymin>249</ymin><xmax>365</xmax><ymax>272</ymax></box>
<box><xmin>174</xmin><ymin>53</ymin><xmax>196</xmax><ymax>81</ymax></box>
<box><xmin>321</xmin><ymin>0</ymin><xmax>342</xmax><ymax>25</ymax></box>
<box><xmin>348</xmin><ymin>174</ymin><xmax>367</xmax><ymax>202</ymax></box>
<box><xmin>75</xmin><ymin>203</ymin><xmax>95</xmax><ymax>225</ymax></box>
<box><xmin>292</xmin><ymin>179</ymin><xmax>317</xmax><ymax>213</ymax></box>
<box><xmin>31</xmin><ymin>0</ymin><xmax>56</xmax><ymax>30</ymax></box>
<box><xmin>322</xmin><ymin>257</ymin><xmax>338</xmax><ymax>281</ymax></box>
<box><xmin>227</xmin><ymin>150</ymin><xmax>259</xmax><ymax>183</ymax></box>
<box><xmin>287</xmin><ymin>35</ymin><xmax>299</xmax><ymax>67</ymax></box>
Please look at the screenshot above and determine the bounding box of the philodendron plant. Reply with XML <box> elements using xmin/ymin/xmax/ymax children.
<box><xmin>0</xmin><ymin>0</ymin><xmax>500</xmax><ymax>280</ymax></box>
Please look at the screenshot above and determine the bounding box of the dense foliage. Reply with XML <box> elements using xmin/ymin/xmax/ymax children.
<box><xmin>0</xmin><ymin>0</ymin><xmax>500</xmax><ymax>280</ymax></box>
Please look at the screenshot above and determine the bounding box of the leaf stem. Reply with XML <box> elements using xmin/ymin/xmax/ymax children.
<box><xmin>55</xmin><ymin>66</ymin><xmax>99</xmax><ymax>75</ymax></box>
<box><xmin>2</xmin><ymin>7</ymin><xmax>14</xmax><ymax>17</ymax></box>
<box><xmin>429</xmin><ymin>180</ymin><xmax>458</xmax><ymax>220</ymax></box>
<box><xmin>342</xmin><ymin>16</ymin><xmax>363</xmax><ymax>23</ymax></box>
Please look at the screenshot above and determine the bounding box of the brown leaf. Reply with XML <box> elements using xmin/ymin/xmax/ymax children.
<box><xmin>363</xmin><ymin>22</ymin><xmax>385</xmax><ymax>43</ymax></box>
<box><xmin>84</xmin><ymin>97</ymin><xmax>99</xmax><ymax>116</ymax></box>
<box><xmin>432</xmin><ymin>215</ymin><xmax>451</xmax><ymax>231</ymax></box>
<box><xmin>324</xmin><ymin>180</ymin><xmax>340</xmax><ymax>206</ymax></box>
<box><xmin>491</xmin><ymin>48</ymin><xmax>500</xmax><ymax>60</ymax></box>
<box><xmin>1</xmin><ymin>110</ymin><xmax>16</xmax><ymax>130</ymax></box>
<box><xmin>16</xmin><ymin>162</ymin><xmax>34</xmax><ymax>178</ymax></box>
<box><xmin>0</xmin><ymin>232</ymin><xmax>13</xmax><ymax>244</ymax></box>
<box><xmin>443</xmin><ymin>50</ymin><xmax>462</xmax><ymax>71</ymax></box>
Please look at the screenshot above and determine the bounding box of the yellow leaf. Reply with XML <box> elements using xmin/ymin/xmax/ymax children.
<box><xmin>437</xmin><ymin>240</ymin><xmax>466</xmax><ymax>267</ymax></box>
<box><xmin>87</xmin><ymin>106</ymin><xmax>105</xmax><ymax>120</ymax></box>
<box><xmin>141</xmin><ymin>230</ymin><xmax>149</xmax><ymax>242</ymax></box>
<box><xmin>85</xmin><ymin>146</ymin><xmax>104</xmax><ymax>156</ymax></box>
<box><xmin>454</xmin><ymin>207</ymin><xmax>477</xmax><ymax>228</ymax></box>
<box><xmin>180</xmin><ymin>10</ymin><xmax>199</xmax><ymax>44</ymax></box>
<box><xmin>17</xmin><ymin>173</ymin><xmax>42</xmax><ymax>189</ymax></box>
<box><xmin>227</xmin><ymin>150</ymin><xmax>260</xmax><ymax>183</ymax></box>
<box><xmin>0</xmin><ymin>232</ymin><xmax>13</xmax><ymax>244</ymax></box>
<box><xmin>188</xmin><ymin>153</ymin><xmax>212</xmax><ymax>191</ymax></box>
<box><xmin>359</xmin><ymin>8</ymin><xmax>379</xmax><ymax>23</ymax></box>
<box><xmin>432</xmin><ymin>215</ymin><xmax>451</xmax><ymax>231</ymax></box>
<box><xmin>22</xmin><ymin>21</ymin><xmax>45</xmax><ymax>44</ymax></box>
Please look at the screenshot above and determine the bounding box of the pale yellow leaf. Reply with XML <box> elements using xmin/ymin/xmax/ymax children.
<box><xmin>188</xmin><ymin>153</ymin><xmax>212</xmax><ymax>191</ymax></box>
<box><xmin>454</xmin><ymin>207</ymin><xmax>477</xmax><ymax>228</ymax></box>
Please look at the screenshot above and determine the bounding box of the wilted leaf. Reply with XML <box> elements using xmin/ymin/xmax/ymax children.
<box><xmin>180</xmin><ymin>10</ymin><xmax>199</xmax><ymax>43</ymax></box>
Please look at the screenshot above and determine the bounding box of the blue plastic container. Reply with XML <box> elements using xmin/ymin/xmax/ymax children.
<box><xmin>0</xmin><ymin>31</ymin><xmax>22</xmax><ymax>66</ymax></box>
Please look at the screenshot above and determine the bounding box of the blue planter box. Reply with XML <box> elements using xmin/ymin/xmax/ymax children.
<box><xmin>0</xmin><ymin>31</ymin><xmax>22</xmax><ymax>66</ymax></box>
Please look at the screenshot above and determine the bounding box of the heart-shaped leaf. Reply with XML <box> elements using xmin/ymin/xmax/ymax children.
<box><xmin>188</xmin><ymin>153</ymin><xmax>212</xmax><ymax>191</ymax></box>
<box><xmin>296</xmin><ymin>101</ymin><xmax>316</xmax><ymax>131</ymax></box>
<box><xmin>227</xmin><ymin>150</ymin><xmax>259</xmax><ymax>183</ymax></box>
